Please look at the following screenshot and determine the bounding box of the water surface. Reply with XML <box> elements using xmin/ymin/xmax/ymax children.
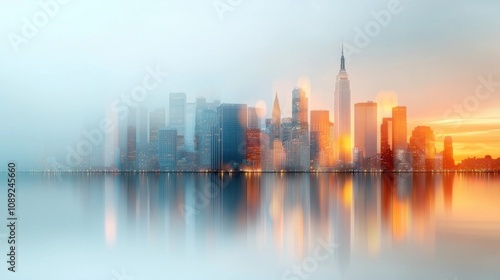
<box><xmin>1</xmin><ymin>173</ymin><xmax>500</xmax><ymax>280</ymax></box>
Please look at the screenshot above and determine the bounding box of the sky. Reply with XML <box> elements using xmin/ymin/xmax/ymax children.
<box><xmin>1</xmin><ymin>0</ymin><xmax>500</xmax><ymax>169</ymax></box>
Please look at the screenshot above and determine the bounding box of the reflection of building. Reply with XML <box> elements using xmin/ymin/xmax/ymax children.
<box><xmin>380</xmin><ymin>173</ymin><xmax>436</xmax><ymax>250</ymax></box>
<box><xmin>381</xmin><ymin>173</ymin><xmax>412</xmax><ymax>242</ymax></box>
<box><xmin>443</xmin><ymin>173</ymin><xmax>454</xmax><ymax>213</ymax></box>
<box><xmin>409</xmin><ymin>126</ymin><xmax>436</xmax><ymax>171</ymax></box>
<box><xmin>353</xmin><ymin>174</ymin><xmax>380</xmax><ymax>254</ymax></box>
<box><xmin>211</xmin><ymin>104</ymin><xmax>248</xmax><ymax>171</ymax></box>
<box><xmin>443</xmin><ymin>136</ymin><xmax>455</xmax><ymax>170</ymax></box>
<box><xmin>411</xmin><ymin>173</ymin><xmax>435</xmax><ymax>249</ymax></box>
<box><xmin>334</xmin><ymin>47</ymin><xmax>352</xmax><ymax>165</ymax></box>
<box><xmin>158</xmin><ymin>128</ymin><xmax>177</xmax><ymax>170</ymax></box>
<box><xmin>354</xmin><ymin>102</ymin><xmax>378</xmax><ymax>169</ymax></box>
<box><xmin>333</xmin><ymin>174</ymin><xmax>352</xmax><ymax>272</ymax></box>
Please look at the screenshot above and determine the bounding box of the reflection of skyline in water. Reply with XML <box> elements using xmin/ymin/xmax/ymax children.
<box><xmin>12</xmin><ymin>173</ymin><xmax>500</xmax><ymax>279</ymax></box>
<box><xmin>99</xmin><ymin>173</ymin><xmax>500</xmax><ymax>262</ymax></box>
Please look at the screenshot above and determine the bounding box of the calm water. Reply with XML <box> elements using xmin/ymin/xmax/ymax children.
<box><xmin>1</xmin><ymin>173</ymin><xmax>500</xmax><ymax>280</ymax></box>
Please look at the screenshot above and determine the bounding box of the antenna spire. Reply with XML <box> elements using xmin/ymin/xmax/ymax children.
<box><xmin>340</xmin><ymin>42</ymin><xmax>346</xmax><ymax>70</ymax></box>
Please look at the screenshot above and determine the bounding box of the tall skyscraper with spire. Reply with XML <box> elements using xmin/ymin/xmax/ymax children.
<box><xmin>334</xmin><ymin>45</ymin><xmax>352</xmax><ymax>165</ymax></box>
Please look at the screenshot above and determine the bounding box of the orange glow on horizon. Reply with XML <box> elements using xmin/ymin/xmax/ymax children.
<box><xmin>413</xmin><ymin>116</ymin><xmax>500</xmax><ymax>161</ymax></box>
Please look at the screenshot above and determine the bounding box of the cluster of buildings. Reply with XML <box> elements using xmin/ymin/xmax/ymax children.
<box><xmin>76</xmin><ymin>49</ymin><xmax>498</xmax><ymax>172</ymax></box>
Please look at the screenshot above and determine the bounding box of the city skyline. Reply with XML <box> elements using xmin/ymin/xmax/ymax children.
<box><xmin>2</xmin><ymin>1</ymin><xmax>500</xmax><ymax>169</ymax></box>
<box><xmin>3</xmin><ymin>61</ymin><xmax>499</xmax><ymax>170</ymax></box>
<box><xmin>2</xmin><ymin>2</ymin><xmax>500</xmax><ymax>280</ymax></box>
<box><xmin>34</xmin><ymin>49</ymin><xmax>500</xmax><ymax>172</ymax></box>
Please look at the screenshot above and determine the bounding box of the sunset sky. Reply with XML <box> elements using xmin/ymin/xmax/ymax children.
<box><xmin>1</xmin><ymin>0</ymin><xmax>499</xmax><ymax>167</ymax></box>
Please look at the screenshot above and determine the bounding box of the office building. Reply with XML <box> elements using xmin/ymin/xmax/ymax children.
<box><xmin>211</xmin><ymin>104</ymin><xmax>248</xmax><ymax>171</ymax></box>
<box><xmin>334</xmin><ymin>46</ymin><xmax>352</xmax><ymax>165</ymax></box>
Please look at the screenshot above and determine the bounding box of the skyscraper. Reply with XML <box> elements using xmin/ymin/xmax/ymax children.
<box><xmin>126</xmin><ymin>126</ymin><xmax>136</xmax><ymax>169</ymax></box>
<box><xmin>137</xmin><ymin>107</ymin><xmax>148</xmax><ymax>146</ymax></box>
<box><xmin>184</xmin><ymin>102</ymin><xmax>196</xmax><ymax>152</ymax></box>
<box><xmin>271</xmin><ymin>93</ymin><xmax>281</xmax><ymax>146</ymax></box>
<box><xmin>104</xmin><ymin>107</ymin><xmax>119</xmax><ymax>169</ymax></box>
<box><xmin>158</xmin><ymin>128</ymin><xmax>177</xmax><ymax>170</ymax></box>
<box><xmin>310</xmin><ymin>110</ymin><xmax>331</xmax><ymax>168</ymax></box>
<box><xmin>392</xmin><ymin>106</ymin><xmax>409</xmax><ymax>170</ymax></box>
<box><xmin>149</xmin><ymin>108</ymin><xmax>165</xmax><ymax>144</ymax></box>
<box><xmin>195</xmin><ymin>98</ymin><xmax>220</xmax><ymax>168</ymax></box>
<box><xmin>354</xmin><ymin>102</ymin><xmax>378</xmax><ymax>165</ymax></box>
<box><xmin>443</xmin><ymin>136</ymin><xmax>455</xmax><ymax>170</ymax></box>
<box><xmin>292</xmin><ymin>87</ymin><xmax>309</xmax><ymax>135</ymax></box>
<box><xmin>246</xmin><ymin>129</ymin><xmax>261</xmax><ymax>170</ymax></box>
<box><xmin>169</xmin><ymin>92</ymin><xmax>186</xmax><ymax>136</ymax></box>
<box><xmin>281</xmin><ymin>117</ymin><xmax>293</xmax><ymax>144</ymax></box>
<box><xmin>196</xmin><ymin>108</ymin><xmax>216</xmax><ymax>168</ymax></box>
<box><xmin>381</xmin><ymin>117</ymin><xmax>394</xmax><ymax>171</ymax></box>
<box><xmin>272</xmin><ymin>139</ymin><xmax>286</xmax><ymax>170</ymax></box>
<box><xmin>291</xmin><ymin>87</ymin><xmax>310</xmax><ymax>170</ymax></box>
<box><xmin>211</xmin><ymin>104</ymin><xmax>248</xmax><ymax>171</ymax></box>
<box><xmin>248</xmin><ymin>107</ymin><xmax>261</xmax><ymax>130</ymax></box>
<box><xmin>310</xmin><ymin>130</ymin><xmax>319</xmax><ymax>167</ymax></box>
<box><xmin>334</xmin><ymin>46</ymin><xmax>352</xmax><ymax>165</ymax></box>
<box><xmin>392</xmin><ymin>106</ymin><xmax>407</xmax><ymax>153</ymax></box>
<box><xmin>260</xmin><ymin>132</ymin><xmax>272</xmax><ymax>170</ymax></box>
<box><xmin>409</xmin><ymin>126</ymin><xmax>436</xmax><ymax>171</ymax></box>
